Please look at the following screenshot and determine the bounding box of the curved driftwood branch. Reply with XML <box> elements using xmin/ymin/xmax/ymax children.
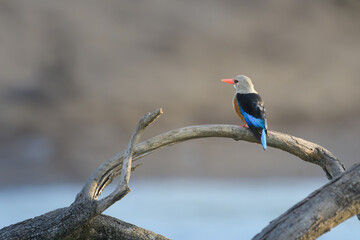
<box><xmin>90</xmin><ymin>125</ymin><xmax>345</xmax><ymax>198</ymax></box>
<box><xmin>253</xmin><ymin>163</ymin><xmax>360</xmax><ymax>240</ymax></box>
<box><xmin>77</xmin><ymin>108</ymin><xmax>162</xmax><ymax>203</ymax></box>
<box><xmin>0</xmin><ymin>109</ymin><xmax>350</xmax><ymax>240</ymax></box>
<box><xmin>0</xmin><ymin>109</ymin><xmax>167</xmax><ymax>240</ymax></box>
<box><xmin>95</xmin><ymin>108</ymin><xmax>162</xmax><ymax>213</ymax></box>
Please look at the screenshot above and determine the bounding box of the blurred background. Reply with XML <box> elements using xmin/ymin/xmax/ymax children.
<box><xmin>1</xmin><ymin>0</ymin><xmax>360</xmax><ymax>239</ymax></box>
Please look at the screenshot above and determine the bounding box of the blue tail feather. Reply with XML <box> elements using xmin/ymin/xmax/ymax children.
<box><xmin>261</xmin><ymin>128</ymin><xmax>267</xmax><ymax>150</ymax></box>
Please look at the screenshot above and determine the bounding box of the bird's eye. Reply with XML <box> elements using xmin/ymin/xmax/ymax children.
<box><xmin>234</xmin><ymin>80</ymin><xmax>238</xmax><ymax>83</ymax></box>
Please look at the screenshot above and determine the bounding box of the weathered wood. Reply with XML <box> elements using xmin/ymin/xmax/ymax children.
<box><xmin>0</xmin><ymin>109</ymin><xmax>165</xmax><ymax>240</ymax></box>
<box><xmin>94</xmin><ymin>108</ymin><xmax>163</xmax><ymax>213</ymax></box>
<box><xmin>253</xmin><ymin>163</ymin><xmax>360</xmax><ymax>240</ymax></box>
<box><xmin>0</xmin><ymin>201</ymin><xmax>97</xmax><ymax>239</ymax></box>
<box><xmin>93</xmin><ymin>125</ymin><xmax>345</xmax><ymax>197</ymax></box>
<box><xmin>0</xmin><ymin>109</ymin><xmax>351</xmax><ymax>240</ymax></box>
<box><xmin>63</xmin><ymin>214</ymin><xmax>169</xmax><ymax>240</ymax></box>
<box><xmin>0</xmin><ymin>209</ymin><xmax>169</xmax><ymax>240</ymax></box>
<box><xmin>77</xmin><ymin>108</ymin><xmax>163</xmax><ymax>203</ymax></box>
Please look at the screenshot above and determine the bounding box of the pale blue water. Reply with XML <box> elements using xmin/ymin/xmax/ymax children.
<box><xmin>0</xmin><ymin>179</ymin><xmax>359</xmax><ymax>239</ymax></box>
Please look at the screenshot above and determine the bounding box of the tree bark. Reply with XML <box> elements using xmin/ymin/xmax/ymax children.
<box><xmin>63</xmin><ymin>214</ymin><xmax>169</xmax><ymax>240</ymax></box>
<box><xmin>0</xmin><ymin>109</ymin><xmax>167</xmax><ymax>240</ymax></box>
<box><xmin>0</xmin><ymin>109</ymin><xmax>355</xmax><ymax>240</ymax></box>
<box><xmin>0</xmin><ymin>208</ymin><xmax>168</xmax><ymax>240</ymax></box>
<box><xmin>253</xmin><ymin>163</ymin><xmax>360</xmax><ymax>240</ymax></box>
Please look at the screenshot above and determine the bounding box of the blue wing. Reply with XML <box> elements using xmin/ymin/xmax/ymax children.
<box><xmin>241</xmin><ymin>110</ymin><xmax>266</xmax><ymax>129</ymax></box>
<box><xmin>236</xmin><ymin>93</ymin><xmax>267</xmax><ymax>150</ymax></box>
<box><xmin>241</xmin><ymin>109</ymin><xmax>267</xmax><ymax>150</ymax></box>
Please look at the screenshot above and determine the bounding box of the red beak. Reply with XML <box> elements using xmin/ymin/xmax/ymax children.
<box><xmin>221</xmin><ymin>79</ymin><xmax>235</xmax><ymax>84</ymax></box>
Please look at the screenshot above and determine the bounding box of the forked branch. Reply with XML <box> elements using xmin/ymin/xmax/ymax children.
<box><xmin>0</xmin><ymin>108</ymin><xmax>166</xmax><ymax>240</ymax></box>
<box><xmin>76</xmin><ymin>108</ymin><xmax>163</xmax><ymax>209</ymax></box>
<box><xmin>95</xmin><ymin>108</ymin><xmax>162</xmax><ymax>212</ymax></box>
<box><xmin>85</xmin><ymin>124</ymin><xmax>345</xmax><ymax>200</ymax></box>
<box><xmin>0</xmin><ymin>109</ymin><xmax>352</xmax><ymax>240</ymax></box>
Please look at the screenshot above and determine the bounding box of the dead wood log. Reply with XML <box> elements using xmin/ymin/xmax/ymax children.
<box><xmin>0</xmin><ymin>109</ymin><xmax>352</xmax><ymax>240</ymax></box>
<box><xmin>0</xmin><ymin>108</ymin><xmax>167</xmax><ymax>240</ymax></box>
<box><xmin>253</xmin><ymin>163</ymin><xmax>360</xmax><ymax>240</ymax></box>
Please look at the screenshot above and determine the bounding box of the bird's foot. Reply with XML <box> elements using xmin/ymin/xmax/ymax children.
<box><xmin>240</xmin><ymin>123</ymin><xmax>248</xmax><ymax>128</ymax></box>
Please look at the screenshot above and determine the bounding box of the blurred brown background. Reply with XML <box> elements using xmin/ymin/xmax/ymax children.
<box><xmin>1</xmin><ymin>0</ymin><xmax>360</xmax><ymax>185</ymax></box>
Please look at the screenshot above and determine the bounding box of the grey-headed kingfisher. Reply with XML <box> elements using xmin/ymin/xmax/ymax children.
<box><xmin>222</xmin><ymin>75</ymin><xmax>268</xmax><ymax>150</ymax></box>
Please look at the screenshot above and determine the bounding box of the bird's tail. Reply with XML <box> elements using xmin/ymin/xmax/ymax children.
<box><xmin>261</xmin><ymin>128</ymin><xmax>267</xmax><ymax>150</ymax></box>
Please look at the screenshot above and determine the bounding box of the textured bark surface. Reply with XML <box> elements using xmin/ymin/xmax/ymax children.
<box><xmin>98</xmin><ymin>124</ymin><xmax>345</xmax><ymax>192</ymax></box>
<box><xmin>0</xmin><ymin>201</ymin><xmax>97</xmax><ymax>239</ymax></box>
<box><xmin>0</xmin><ymin>109</ymin><xmax>166</xmax><ymax>240</ymax></box>
<box><xmin>0</xmin><ymin>209</ymin><xmax>168</xmax><ymax>240</ymax></box>
<box><xmin>253</xmin><ymin>163</ymin><xmax>360</xmax><ymax>240</ymax></box>
<box><xmin>63</xmin><ymin>214</ymin><xmax>169</xmax><ymax>240</ymax></box>
<box><xmin>0</xmin><ymin>110</ymin><xmax>354</xmax><ymax>240</ymax></box>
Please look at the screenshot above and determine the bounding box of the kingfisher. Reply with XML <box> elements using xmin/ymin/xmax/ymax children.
<box><xmin>222</xmin><ymin>75</ymin><xmax>268</xmax><ymax>150</ymax></box>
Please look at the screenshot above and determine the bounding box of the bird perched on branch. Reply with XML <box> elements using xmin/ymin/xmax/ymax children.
<box><xmin>222</xmin><ymin>75</ymin><xmax>268</xmax><ymax>150</ymax></box>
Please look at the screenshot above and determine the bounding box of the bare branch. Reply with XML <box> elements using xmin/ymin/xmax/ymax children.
<box><xmin>253</xmin><ymin>163</ymin><xmax>360</xmax><ymax>240</ymax></box>
<box><xmin>77</xmin><ymin>108</ymin><xmax>162</xmax><ymax>204</ymax></box>
<box><xmin>69</xmin><ymin>114</ymin><xmax>346</xmax><ymax>239</ymax></box>
<box><xmin>91</xmin><ymin>125</ymin><xmax>345</xmax><ymax>197</ymax></box>
<box><xmin>0</xmin><ymin>110</ymin><xmax>349</xmax><ymax>240</ymax></box>
<box><xmin>95</xmin><ymin>108</ymin><xmax>163</xmax><ymax>212</ymax></box>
